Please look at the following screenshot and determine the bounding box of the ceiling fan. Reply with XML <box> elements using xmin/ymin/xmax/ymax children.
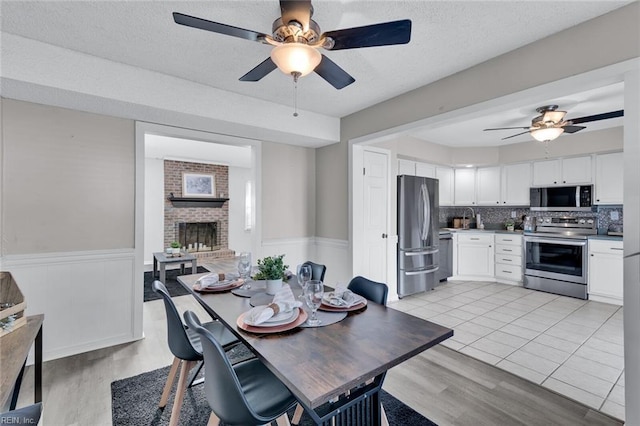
<box><xmin>173</xmin><ymin>0</ymin><xmax>411</xmax><ymax>89</ymax></box>
<box><xmin>484</xmin><ymin>105</ymin><xmax>624</xmax><ymax>142</ymax></box>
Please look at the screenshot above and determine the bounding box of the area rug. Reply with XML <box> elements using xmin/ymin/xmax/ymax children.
<box><xmin>143</xmin><ymin>266</ymin><xmax>209</xmax><ymax>302</ymax></box>
<box><xmin>111</xmin><ymin>355</ymin><xmax>438</xmax><ymax>425</ymax></box>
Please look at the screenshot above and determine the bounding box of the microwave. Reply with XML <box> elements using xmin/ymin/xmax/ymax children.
<box><xmin>530</xmin><ymin>185</ymin><xmax>593</xmax><ymax>211</ymax></box>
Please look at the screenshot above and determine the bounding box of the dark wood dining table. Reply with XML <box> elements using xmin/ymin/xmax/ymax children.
<box><xmin>178</xmin><ymin>272</ymin><xmax>453</xmax><ymax>425</ymax></box>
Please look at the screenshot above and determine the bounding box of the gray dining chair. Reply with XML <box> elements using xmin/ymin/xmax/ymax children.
<box><xmin>302</xmin><ymin>260</ymin><xmax>327</xmax><ymax>282</ymax></box>
<box><xmin>183</xmin><ymin>310</ymin><xmax>298</xmax><ymax>426</ymax></box>
<box><xmin>347</xmin><ymin>275</ymin><xmax>389</xmax><ymax>306</ymax></box>
<box><xmin>0</xmin><ymin>403</ymin><xmax>42</xmax><ymax>426</ymax></box>
<box><xmin>152</xmin><ymin>280</ymin><xmax>240</xmax><ymax>426</ymax></box>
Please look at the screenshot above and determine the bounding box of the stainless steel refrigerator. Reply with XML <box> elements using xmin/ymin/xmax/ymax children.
<box><xmin>397</xmin><ymin>175</ymin><xmax>439</xmax><ymax>298</ymax></box>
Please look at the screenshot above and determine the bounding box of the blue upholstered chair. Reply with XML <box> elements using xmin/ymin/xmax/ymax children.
<box><xmin>348</xmin><ymin>275</ymin><xmax>389</xmax><ymax>306</ymax></box>
<box><xmin>302</xmin><ymin>260</ymin><xmax>327</xmax><ymax>282</ymax></box>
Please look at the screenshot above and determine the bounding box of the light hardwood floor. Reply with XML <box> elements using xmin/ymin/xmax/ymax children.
<box><xmin>16</xmin><ymin>294</ymin><xmax>623</xmax><ymax>425</ymax></box>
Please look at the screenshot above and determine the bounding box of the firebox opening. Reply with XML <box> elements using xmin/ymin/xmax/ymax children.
<box><xmin>176</xmin><ymin>221</ymin><xmax>219</xmax><ymax>252</ymax></box>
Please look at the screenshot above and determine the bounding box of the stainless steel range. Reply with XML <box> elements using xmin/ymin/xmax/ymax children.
<box><xmin>524</xmin><ymin>216</ymin><xmax>596</xmax><ymax>299</ymax></box>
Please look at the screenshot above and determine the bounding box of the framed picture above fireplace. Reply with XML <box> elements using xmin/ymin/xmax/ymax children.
<box><xmin>182</xmin><ymin>173</ymin><xmax>215</xmax><ymax>198</ymax></box>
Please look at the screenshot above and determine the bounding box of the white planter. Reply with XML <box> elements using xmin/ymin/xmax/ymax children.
<box><xmin>265</xmin><ymin>278</ymin><xmax>283</xmax><ymax>295</ymax></box>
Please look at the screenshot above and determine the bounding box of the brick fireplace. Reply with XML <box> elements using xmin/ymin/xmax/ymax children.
<box><xmin>164</xmin><ymin>160</ymin><xmax>234</xmax><ymax>260</ymax></box>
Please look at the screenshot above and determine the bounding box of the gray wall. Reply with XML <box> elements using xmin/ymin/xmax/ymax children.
<box><xmin>1</xmin><ymin>99</ymin><xmax>135</xmax><ymax>254</ymax></box>
<box><xmin>262</xmin><ymin>141</ymin><xmax>316</xmax><ymax>239</ymax></box>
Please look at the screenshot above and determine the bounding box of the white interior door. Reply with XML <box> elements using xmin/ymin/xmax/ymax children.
<box><xmin>363</xmin><ymin>149</ymin><xmax>389</xmax><ymax>283</ymax></box>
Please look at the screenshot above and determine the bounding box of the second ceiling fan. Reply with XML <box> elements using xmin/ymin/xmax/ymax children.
<box><xmin>484</xmin><ymin>105</ymin><xmax>624</xmax><ymax>142</ymax></box>
<box><xmin>173</xmin><ymin>0</ymin><xmax>411</xmax><ymax>89</ymax></box>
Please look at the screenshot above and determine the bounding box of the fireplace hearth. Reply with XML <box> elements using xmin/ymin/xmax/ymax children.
<box><xmin>176</xmin><ymin>222</ymin><xmax>219</xmax><ymax>252</ymax></box>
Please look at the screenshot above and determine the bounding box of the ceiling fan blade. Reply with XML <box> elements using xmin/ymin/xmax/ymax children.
<box><xmin>484</xmin><ymin>127</ymin><xmax>530</xmax><ymax>131</ymax></box>
<box><xmin>314</xmin><ymin>55</ymin><xmax>355</xmax><ymax>89</ymax></box>
<box><xmin>322</xmin><ymin>19</ymin><xmax>411</xmax><ymax>50</ymax></box>
<box><xmin>239</xmin><ymin>57</ymin><xmax>277</xmax><ymax>82</ymax></box>
<box><xmin>173</xmin><ymin>12</ymin><xmax>268</xmax><ymax>42</ymax></box>
<box><xmin>568</xmin><ymin>110</ymin><xmax>624</xmax><ymax>125</ymax></box>
<box><xmin>562</xmin><ymin>125</ymin><xmax>587</xmax><ymax>134</ymax></box>
<box><xmin>280</xmin><ymin>0</ymin><xmax>312</xmax><ymax>31</ymax></box>
<box><xmin>501</xmin><ymin>131</ymin><xmax>531</xmax><ymax>140</ymax></box>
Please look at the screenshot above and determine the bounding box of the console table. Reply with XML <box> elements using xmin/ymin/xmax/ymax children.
<box><xmin>0</xmin><ymin>314</ymin><xmax>43</xmax><ymax>412</ymax></box>
<box><xmin>152</xmin><ymin>252</ymin><xmax>197</xmax><ymax>284</ymax></box>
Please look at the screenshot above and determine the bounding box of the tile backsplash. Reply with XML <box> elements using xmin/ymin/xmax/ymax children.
<box><xmin>440</xmin><ymin>205</ymin><xmax>623</xmax><ymax>234</ymax></box>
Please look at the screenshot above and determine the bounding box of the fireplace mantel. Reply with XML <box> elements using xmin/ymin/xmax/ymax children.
<box><xmin>168</xmin><ymin>194</ymin><xmax>229</xmax><ymax>208</ymax></box>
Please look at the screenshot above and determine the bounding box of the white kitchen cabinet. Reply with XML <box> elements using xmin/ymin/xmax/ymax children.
<box><xmin>437</xmin><ymin>167</ymin><xmax>454</xmax><ymax>206</ymax></box>
<box><xmin>594</xmin><ymin>152</ymin><xmax>623</xmax><ymax>205</ymax></box>
<box><xmin>398</xmin><ymin>159</ymin><xmax>416</xmax><ymax>176</ymax></box>
<box><xmin>588</xmin><ymin>239</ymin><xmax>623</xmax><ymax>305</ymax></box>
<box><xmin>502</xmin><ymin>163</ymin><xmax>531</xmax><ymax>205</ymax></box>
<box><xmin>476</xmin><ymin>166</ymin><xmax>501</xmax><ymax>206</ymax></box>
<box><xmin>494</xmin><ymin>234</ymin><xmax>523</xmax><ymax>284</ymax></box>
<box><xmin>562</xmin><ymin>156</ymin><xmax>592</xmax><ymax>184</ymax></box>
<box><xmin>532</xmin><ymin>156</ymin><xmax>592</xmax><ymax>186</ymax></box>
<box><xmin>454</xmin><ymin>233</ymin><xmax>494</xmax><ymax>278</ymax></box>
<box><xmin>454</xmin><ymin>168</ymin><xmax>476</xmax><ymax>205</ymax></box>
<box><xmin>415</xmin><ymin>162</ymin><xmax>436</xmax><ymax>178</ymax></box>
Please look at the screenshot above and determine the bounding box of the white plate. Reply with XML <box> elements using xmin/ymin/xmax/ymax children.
<box><xmin>251</xmin><ymin>308</ymin><xmax>299</xmax><ymax>328</ymax></box>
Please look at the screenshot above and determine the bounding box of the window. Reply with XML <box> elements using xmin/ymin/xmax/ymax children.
<box><xmin>244</xmin><ymin>180</ymin><xmax>252</xmax><ymax>231</ymax></box>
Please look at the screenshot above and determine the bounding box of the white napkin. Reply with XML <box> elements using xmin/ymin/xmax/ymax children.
<box><xmin>325</xmin><ymin>283</ymin><xmax>366</xmax><ymax>308</ymax></box>
<box><xmin>197</xmin><ymin>272</ymin><xmax>239</xmax><ymax>288</ymax></box>
<box><xmin>244</xmin><ymin>285</ymin><xmax>302</xmax><ymax>325</ymax></box>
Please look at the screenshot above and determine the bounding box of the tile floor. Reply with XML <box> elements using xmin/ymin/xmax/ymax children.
<box><xmin>388</xmin><ymin>280</ymin><xmax>625</xmax><ymax>421</ymax></box>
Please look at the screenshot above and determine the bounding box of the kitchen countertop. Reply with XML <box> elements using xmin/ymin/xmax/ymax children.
<box><xmin>441</xmin><ymin>228</ymin><xmax>524</xmax><ymax>235</ymax></box>
<box><xmin>588</xmin><ymin>234</ymin><xmax>624</xmax><ymax>241</ymax></box>
<box><xmin>441</xmin><ymin>228</ymin><xmax>623</xmax><ymax>241</ymax></box>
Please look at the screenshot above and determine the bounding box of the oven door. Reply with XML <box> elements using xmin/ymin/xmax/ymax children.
<box><xmin>524</xmin><ymin>236</ymin><xmax>587</xmax><ymax>284</ymax></box>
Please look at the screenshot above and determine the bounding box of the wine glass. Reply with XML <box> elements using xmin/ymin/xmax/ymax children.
<box><xmin>297</xmin><ymin>264</ymin><xmax>312</xmax><ymax>295</ymax></box>
<box><xmin>237</xmin><ymin>252</ymin><xmax>252</xmax><ymax>290</ymax></box>
<box><xmin>304</xmin><ymin>280</ymin><xmax>324</xmax><ymax>326</ymax></box>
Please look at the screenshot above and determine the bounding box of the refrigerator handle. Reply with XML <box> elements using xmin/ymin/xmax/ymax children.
<box><xmin>420</xmin><ymin>183</ymin><xmax>431</xmax><ymax>241</ymax></box>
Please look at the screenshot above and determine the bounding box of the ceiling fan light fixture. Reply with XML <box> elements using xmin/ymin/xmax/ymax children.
<box><xmin>541</xmin><ymin>110</ymin><xmax>567</xmax><ymax>124</ymax></box>
<box><xmin>531</xmin><ymin>127</ymin><xmax>564</xmax><ymax>142</ymax></box>
<box><xmin>270</xmin><ymin>42</ymin><xmax>321</xmax><ymax>77</ymax></box>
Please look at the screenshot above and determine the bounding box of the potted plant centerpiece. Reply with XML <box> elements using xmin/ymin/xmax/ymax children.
<box><xmin>170</xmin><ymin>241</ymin><xmax>182</xmax><ymax>257</ymax></box>
<box><xmin>254</xmin><ymin>254</ymin><xmax>288</xmax><ymax>295</ymax></box>
<box><xmin>504</xmin><ymin>219</ymin><xmax>515</xmax><ymax>232</ymax></box>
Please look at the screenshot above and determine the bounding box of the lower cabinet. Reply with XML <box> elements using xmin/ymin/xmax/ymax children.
<box><xmin>588</xmin><ymin>239</ymin><xmax>623</xmax><ymax>305</ymax></box>
<box><xmin>454</xmin><ymin>233</ymin><xmax>494</xmax><ymax>278</ymax></box>
<box><xmin>494</xmin><ymin>234</ymin><xmax>523</xmax><ymax>284</ymax></box>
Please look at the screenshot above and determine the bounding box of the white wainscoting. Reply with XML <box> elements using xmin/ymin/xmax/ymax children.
<box><xmin>1</xmin><ymin>249</ymin><xmax>141</xmax><ymax>362</ymax></box>
<box><xmin>313</xmin><ymin>237</ymin><xmax>350</xmax><ymax>284</ymax></box>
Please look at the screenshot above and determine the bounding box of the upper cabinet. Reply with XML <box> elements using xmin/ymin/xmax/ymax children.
<box><xmin>454</xmin><ymin>168</ymin><xmax>476</xmax><ymax>205</ymax></box>
<box><xmin>594</xmin><ymin>152</ymin><xmax>623</xmax><ymax>205</ymax></box>
<box><xmin>476</xmin><ymin>166</ymin><xmax>501</xmax><ymax>205</ymax></box>
<box><xmin>415</xmin><ymin>162</ymin><xmax>436</xmax><ymax>178</ymax></box>
<box><xmin>437</xmin><ymin>167</ymin><xmax>454</xmax><ymax>206</ymax></box>
<box><xmin>501</xmin><ymin>163</ymin><xmax>531</xmax><ymax>205</ymax></box>
<box><xmin>532</xmin><ymin>156</ymin><xmax>592</xmax><ymax>186</ymax></box>
<box><xmin>475</xmin><ymin>163</ymin><xmax>531</xmax><ymax>206</ymax></box>
<box><xmin>397</xmin><ymin>159</ymin><xmax>416</xmax><ymax>176</ymax></box>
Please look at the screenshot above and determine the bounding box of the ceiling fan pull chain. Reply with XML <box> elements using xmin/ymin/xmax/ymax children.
<box><xmin>292</xmin><ymin>71</ymin><xmax>301</xmax><ymax>117</ymax></box>
<box><xmin>544</xmin><ymin>140</ymin><xmax>550</xmax><ymax>158</ymax></box>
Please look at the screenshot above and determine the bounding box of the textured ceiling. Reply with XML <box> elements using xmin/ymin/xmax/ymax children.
<box><xmin>1</xmin><ymin>1</ymin><xmax>631</xmax><ymax>118</ymax></box>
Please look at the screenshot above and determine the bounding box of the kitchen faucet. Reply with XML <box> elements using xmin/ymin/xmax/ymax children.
<box><xmin>462</xmin><ymin>207</ymin><xmax>475</xmax><ymax>229</ymax></box>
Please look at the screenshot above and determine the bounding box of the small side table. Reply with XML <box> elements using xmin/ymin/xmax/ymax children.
<box><xmin>153</xmin><ymin>252</ymin><xmax>197</xmax><ymax>284</ymax></box>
